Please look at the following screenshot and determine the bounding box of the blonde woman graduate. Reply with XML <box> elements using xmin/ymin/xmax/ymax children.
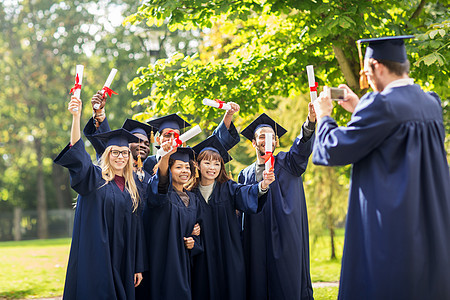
<box><xmin>144</xmin><ymin>143</ymin><xmax>203</xmax><ymax>300</ymax></box>
<box><xmin>189</xmin><ymin>135</ymin><xmax>275</xmax><ymax>300</ymax></box>
<box><xmin>54</xmin><ymin>96</ymin><xmax>146</xmax><ymax>300</ymax></box>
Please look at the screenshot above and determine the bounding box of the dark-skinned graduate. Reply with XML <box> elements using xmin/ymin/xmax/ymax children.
<box><xmin>313</xmin><ymin>36</ymin><xmax>450</xmax><ymax>300</ymax></box>
<box><xmin>238</xmin><ymin>102</ymin><xmax>317</xmax><ymax>300</ymax></box>
<box><xmin>189</xmin><ymin>135</ymin><xmax>275</xmax><ymax>300</ymax></box>
<box><xmin>144</xmin><ymin>101</ymin><xmax>242</xmax><ymax>175</ymax></box>
<box><xmin>145</xmin><ymin>143</ymin><xmax>203</xmax><ymax>300</ymax></box>
<box><xmin>54</xmin><ymin>96</ymin><xmax>146</xmax><ymax>299</ymax></box>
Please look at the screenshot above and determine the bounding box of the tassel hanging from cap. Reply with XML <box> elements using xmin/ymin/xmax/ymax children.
<box><xmin>228</xmin><ymin>170</ymin><xmax>233</xmax><ymax>180</ymax></box>
<box><xmin>136</xmin><ymin>155</ymin><xmax>143</xmax><ymax>169</ymax></box>
<box><xmin>136</xmin><ymin>155</ymin><xmax>145</xmax><ymax>182</ymax></box>
<box><xmin>275</xmin><ymin>135</ymin><xmax>280</xmax><ymax>147</ymax></box>
<box><xmin>150</xmin><ymin>130</ymin><xmax>155</xmax><ymax>143</ymax></box>
<box><xmin>357</xmin><ymin>40</ymin><xmax>369</xmax><ymax>90</ymax></box>
<box><xmin>195</xmin><ymin>166</ymin><xmax>199</xmax><ymax>178</ymax></box>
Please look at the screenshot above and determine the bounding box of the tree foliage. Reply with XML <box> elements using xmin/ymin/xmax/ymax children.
<box><xmin>126</xmin><ymin>0</ymin><xmax>448</xmax><ymax>127</ymax></box>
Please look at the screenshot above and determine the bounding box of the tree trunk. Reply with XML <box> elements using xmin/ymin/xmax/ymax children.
<box><xmin>327</xmin><ymin>167</ymin><xmax>337</xmax><ymax>260</ymax></box>
<box><xmin>329</xmin><ymin>226</ymin><xmax>336</xmax><ymax>260</ymax></box>
<box><xmin>332</xmin><ymin>44</ymin><xmax>358</xmax><ymax>91</ymax></box>
<box><xmin>13</xmin><ymin>207</ymin><xmax>22</xmax><ymax>241</ymax></box>
<box><xmin>35</xmin><ymin>138</ymin><xmax>48</xmax><ymax>239</ymax></box>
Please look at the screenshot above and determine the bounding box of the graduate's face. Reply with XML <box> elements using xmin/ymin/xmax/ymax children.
<box><xmin>199</xmin><ymin>158</ymin><xmax>221</xmax><ymax>181</ymax></box>
<box><xmin>129</xmin><ymin>133</ymin><xmax>150</xmax><ymax>160</ymax></box>
<box><xmin>170</xmin><ymin>160</ymin><xmax>191</xmax><ymax>185</ymax></box>
<box><xmin>109</xmin><ymin>146</ymin><xmax>130</xmax><ymax>171</ymax></box>
<box><xmin>253</xmin><ymin>127</ymin><xmax>276</xmax><ymax>156</ymax></box>
<box><xmin>157</xmin><ymin>128</ymin><xmax>181</xmax><ymax>145</ymax></box>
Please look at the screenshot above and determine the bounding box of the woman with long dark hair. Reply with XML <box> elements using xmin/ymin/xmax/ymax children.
<box><xmin>144</xmin><ymin>144</ymin><xmax>202</xmax><ymax>300</ymax></box>
<box><xmin>189</xmin><ymin>135</ymin><xmax>275</xmax><ymax>300</ymax></box>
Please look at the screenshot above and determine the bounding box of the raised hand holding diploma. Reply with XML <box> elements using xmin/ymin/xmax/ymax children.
<box><xmin>306</xmin><ymin>65</ymin><xmax>318</xmax><ymax>102</ymax></box>
<box><xmin>202</xmin><ymin>98</ymin><xmax>232</xmax><ymax>111</ymax></box>
<box><xmin>69</xmin><ymin>65</ymin><xmax>84</xmax><ymax>111</ymax></box>
<box><xmin>94</xmin><ymin>68</ymin><xmax>118</xmax><ymax>109</ymax></box>
<box><xmin>263</xmin><ymin>133</ymin><xmax>274</xmax><ymax>172</ymax></box>
<box><xmin>156</xmin><ymin>125</ymin><xmax>202</xmax><ymax>158</ymax></box>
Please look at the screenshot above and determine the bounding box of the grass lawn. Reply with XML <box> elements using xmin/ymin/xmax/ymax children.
<box><xmin>310</xmin><ymin>229</ymin><xmax>344</xmax><ymax>282</ymax></box>
<box><xmin>0</xmin><ymin>230</ymin><xmax>344</xmax><ymax>299</ymax></box>
<box><xmin>0</xmin><ymin>238</ymin><xmax>70</xmax><ymax>299</ymax></box>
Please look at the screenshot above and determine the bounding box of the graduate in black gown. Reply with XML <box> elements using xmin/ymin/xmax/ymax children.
<box><xmin>54</xmin><ymin>96</ymin><xmax>146</xmax><ymax>300</ymax></box>
<box><xmin>313</xmin><ymin>36</ymin><xmax>450</xmax><ymax>300</ymax></box>
<box><xmin>145</xmin><ymin>144</ymin><xmax>202</xmax><ymax>300</ymax></box>
<box><xmin>238</xmin><ymin>110</ymin><xmax>316</xmax><ymax>300</ymax></box>
<box><xmin>189</xmin><ymin>135</ymin><xmax>275</xmax><ymax>300</ymax></box>
<box><xmin>144</xmin><ymin>101</ymin><xmax>241</xmax><ymax>175</ymax></box>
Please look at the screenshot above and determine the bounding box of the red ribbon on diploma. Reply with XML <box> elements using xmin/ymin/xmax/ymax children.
<box><xmin>166</xmin><ymin>130</ymin><xmax>183</xmax><ymax>147</ymax></box>
<box><xmin>309</xmin><ymin>82</ymin><xmax>318</xmax><ymax>92</ymax></box>
<box><xmin>102</xmin><ymin>86</ymin><xmax>118</xmax><ymax>98</ymax></box>
<box><xmin>262</xmin><ymin>151</ymin><xmax>274</xmax><ymax>171</ymax></box>
<box><xmin>70</xmin><ymin>74</ymin><xmax>82</xmax><ymax>94</ymax></box>
<box><xmin>214</xmin><ymin>99</ymin><xmax>225</xmax><ymax>109</ymax></box>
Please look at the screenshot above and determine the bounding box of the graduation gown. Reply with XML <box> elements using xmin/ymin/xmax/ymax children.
<box><xmin>144</xmin><ymin>170</ymin><xmax>201</xmax><ymax>300</ymax></box>
<box><xmin>53</xmin><ymin>139</ymin><xmax>146</xmax><ymax>300</ymax></box>
<box><xmin>191</xmin><ymin>180</ymin><xmax>265</xmax><ymax>300</ymax></box>
<box><xmin>313</xmin><ymin>84</ymin><xmax>450</xmax><ymax>300</ymax></box>
<box><xmin>238</xmin><ymin>131</ymin><xmax>315</xmax><ymax>300</ymax></box>
<box><xmin>143</xmin><ymin>120</ymin><xmax>240</xmax><ymax>175</ymax></box>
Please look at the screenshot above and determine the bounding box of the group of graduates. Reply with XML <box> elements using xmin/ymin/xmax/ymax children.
<box><xmin>55</xmin><ymin>35</ymin><xmax>450</xmax><ymax>300</ymax></box>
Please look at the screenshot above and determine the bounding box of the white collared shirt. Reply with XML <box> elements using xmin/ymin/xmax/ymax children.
<box><xmin>384</xmin><ymin>78</ymin><xmax>415</xmax><ymax>90</ymax></box>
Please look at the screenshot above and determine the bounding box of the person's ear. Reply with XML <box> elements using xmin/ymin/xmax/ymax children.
<box><xmin>252</xmin><ymin>139</ymin><xmax>257</xmax><ymax>149</ymax></box>
<box><xmin>156</xmin><ymin>135</ymin><xmax>161</xmax><ymax>145</ymax></box>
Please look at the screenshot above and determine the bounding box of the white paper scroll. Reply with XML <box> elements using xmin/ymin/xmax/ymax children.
<box><xmin>156</xmin><ymin>125</ymin><xmax>202</xmax><ymax>158</ymax></box>
<box><xmin>306</xmin><ymin>65</ymin><xmax>317</xmax><ymax>102</ymax></box>
<box><xmin>72</xmin><ymin>65</ymin><xmax>84</xmax><ymax>111</ymax></box>
<box><xmin>265</xmin><ymin>133</ymin><xmax>273</xmax><ymax>172</ymax></box>
<box><xmin>94</xmin><ymin>68</ymin><xmax>118</xmax><ymax>109</ymax></box>
<box><xmin>202</xmin><ymin>98</ymin><xmax>231</xmax><ymax>111</ymax></box>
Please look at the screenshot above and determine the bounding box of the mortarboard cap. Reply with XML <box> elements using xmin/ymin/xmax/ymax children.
<box><xmin>240</xmin><ymin>113</ymin><xmax>287</xmax><ymax>141</ymax></box>
<box><xmin>193</xmin><ymin>135</ymin><xmax>232</xmax><ymax>164</ymax></box>
<box><xmin>170</xmin><ymin>146</ymin><xmax>195</xmax><ymax>162</ymax></box>
<box><xmin>93</xmin><ymin>128</ymin><xmax>139</xmax><ymax>148</ymax></box>
<box><xmin>122</xmin><ymin>118</ymin><xmax>154</xmax><ymax>139</ymax></box>
<box><xmin>147</xmin><ymin>113</ymin><xmax>191</xmax><ymax>133</ymax></box>
<box><xmin>358</xmin><ymin>35</ymin><xmax>414</xmax><ymax>63</ymax></box>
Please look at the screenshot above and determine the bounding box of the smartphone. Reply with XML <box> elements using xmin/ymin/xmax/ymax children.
<box><xmin>324</xmin><ymin>86</ymin><xmax>347</xmax><ymax>101</ymax></box>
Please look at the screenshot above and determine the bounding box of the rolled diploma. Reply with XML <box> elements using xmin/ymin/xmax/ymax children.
<box><xmin>265</xmin><ymin>133</ymin><xmax>273</xmax><ymax>172</ymax></box>
<box><xmin>202</xmin><ymin>98</ymin><xmax>231</xmax><ymax>111</ymax></box>
<box><xmin>95</xmin><ymin>68</ymin><xmax>118</xmax><ymax>109</ymax></box>
<box><xmin>72</xmin><ymin>65</ymin><xmax>84</xmax><ymax>111</ymax></box>
<box><xmin>156</xmin><ymin>125</ymin><xmax>202</xmax><ymax>157</ymax></box>
<box><xmin>306</xmin><ymin>65</ymin><xmax>317</xmax><ymax>102</ymax></box>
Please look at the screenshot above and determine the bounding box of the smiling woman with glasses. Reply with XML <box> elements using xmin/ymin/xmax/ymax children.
<box><xmin>54</xmin><ymin>95</ymin><xmax>146</xmax><ymax>300</ymax></box>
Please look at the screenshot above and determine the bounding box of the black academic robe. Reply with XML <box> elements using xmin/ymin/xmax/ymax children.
<box><xmin>238</xmin><ymin>131</ymin><xmax>314</xmax><ymax>300</ymax></box>
<box><xmin>144</xmin><ymin>170</ymin><xmax>202</xmax><ymax>300</ymax></box>
<box><xmin>143</xmin><ymin>120</ymin><xmax>240</xmax><ymax>175</ymax></box>
<box><xmin>190</xmin><ymin>180</ymin><xmax>264</xmax><ymax>300</ymax></box>
<box><xmin>313</xmin><ymin>84</ymin><xmax>450</xmax><ymax>300</ymax></box>
<box><xmin>54</xmin><ymin>139</ymin><xmax>146</xmax><ymax>300</ymax></box>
